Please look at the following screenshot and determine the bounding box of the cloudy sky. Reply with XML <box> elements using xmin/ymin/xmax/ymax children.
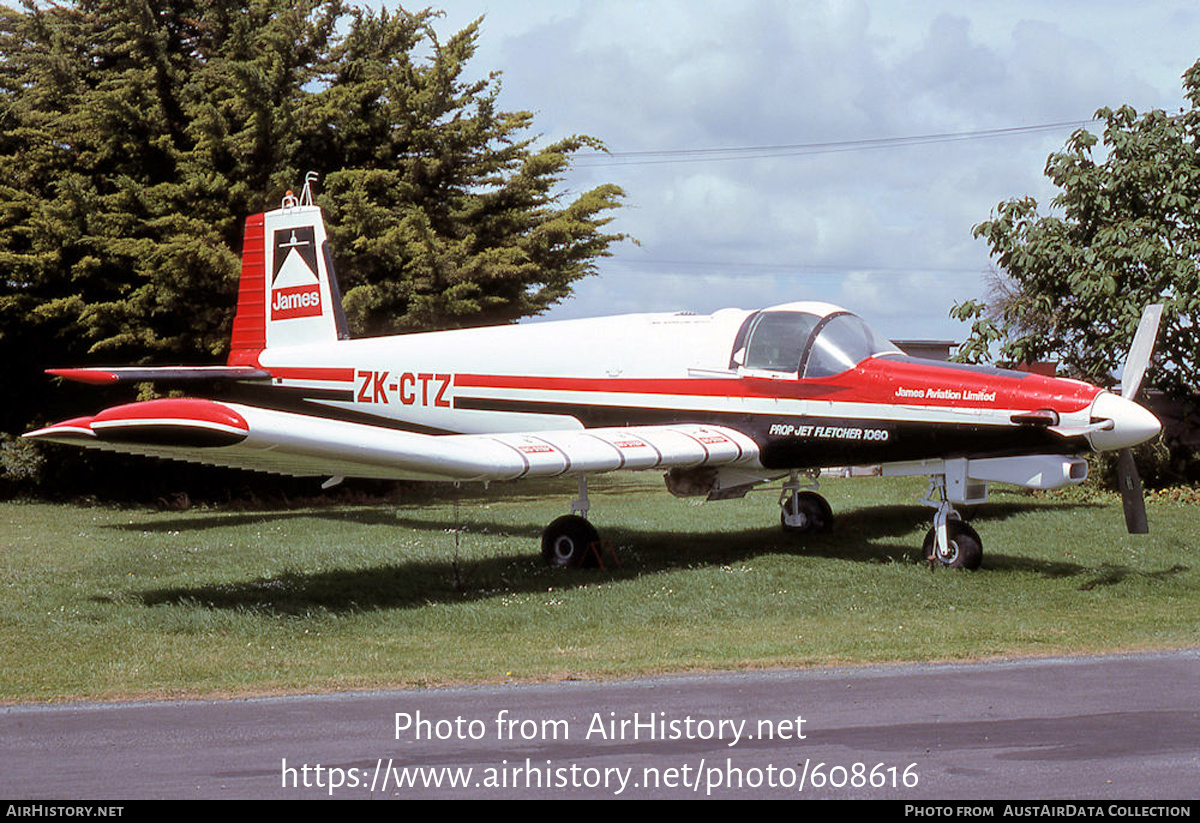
<box><xmin>413</xmin><ymin>1</ymin><xmax>1199</xmax><ymax>343</ymax></box>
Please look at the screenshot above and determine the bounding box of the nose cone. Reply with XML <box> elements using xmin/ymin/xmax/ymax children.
<box><xmin>1087</xmin><ymin>391</ymin><xmax>1162</xmax><ymax>451</ymax></box>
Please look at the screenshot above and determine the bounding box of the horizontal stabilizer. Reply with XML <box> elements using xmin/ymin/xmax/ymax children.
<box><xmin>26</xmin><ymin>399</ymin><xmax>762</xmax><ymax>482</ymax></box>
<box><xmin>47</xmin><ymin>366</ymin><xmax>270</xmax><ymax>385</ymax></box>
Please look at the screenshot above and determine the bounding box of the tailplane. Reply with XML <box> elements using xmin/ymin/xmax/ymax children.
<box><xmin>228</xmin><ymin>176</ymin><xmax>349</xmax><ymax>366</ymax></box>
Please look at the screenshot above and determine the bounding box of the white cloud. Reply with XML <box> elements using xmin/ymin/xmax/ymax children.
<box><xmin>408</xmin><ymin>1</ymin><xmax>1200</xmax><ymax>340</ymax></box>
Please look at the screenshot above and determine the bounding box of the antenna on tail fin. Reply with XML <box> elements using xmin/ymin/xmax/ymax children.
<box><xmin>300</xmin><ymin>171</ymin><xmax>318</xmax><ymax>206</ymax></box>
<box><xmin>279</xmin><ymin>171</ymin><xmax>319</xmax><ymax>210</ymax></box>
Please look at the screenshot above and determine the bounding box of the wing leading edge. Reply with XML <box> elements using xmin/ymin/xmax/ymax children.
<box><xmin>25</xmin><ymin>398</ymin><xmax>762</xmax><ymax>482</ymax></box>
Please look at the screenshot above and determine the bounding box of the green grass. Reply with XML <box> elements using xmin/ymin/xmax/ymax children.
<box><xmin>1</xmin><ymin>475</ymin><xmax>1197</xmax><ymax>702</ymax></box>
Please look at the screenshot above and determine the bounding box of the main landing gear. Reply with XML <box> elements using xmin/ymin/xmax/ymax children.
<box><xmin>778</xmin><ymin>471</ymin><xmax>833</xmax><ymax>534</ymax></box>
<box><xmin>541</xmin><ymin>514</ymin><xmax>600</xmax><ymax>568</ymax></box>
<box><xmin>541</xmin><ymin>476</ymin><xmax>605</xmax><ymax>568</ymax></box>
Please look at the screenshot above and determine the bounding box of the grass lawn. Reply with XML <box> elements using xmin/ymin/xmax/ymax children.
<box><xmin>1</xmin><ymin>474</ymin><xmax>1197</xmax><ymax>702</ymax></box>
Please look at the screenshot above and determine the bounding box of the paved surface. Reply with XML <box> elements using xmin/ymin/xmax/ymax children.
<box><xmin>2</xmin><ymin>650</ymin><xmax>1198</xmax><ymax>799</ymax></box>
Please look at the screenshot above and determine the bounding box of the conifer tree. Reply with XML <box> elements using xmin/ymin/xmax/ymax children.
<box><xmin>0</xmin><ymin>1</ymin><xmax>625</xmax><ymax>442</ymax></box>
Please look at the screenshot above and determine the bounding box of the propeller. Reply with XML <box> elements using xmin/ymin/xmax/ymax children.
<box><xmin>1115</xmin><ymin>304</ymin><xmax>1164</xmax><ymax>534</ymax></box>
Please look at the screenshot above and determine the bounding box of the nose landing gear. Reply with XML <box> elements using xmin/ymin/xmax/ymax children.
<box><xmin>920</xmin><ymin>475</ymin><xmax>983</xmax><ymax>570</ymax></box>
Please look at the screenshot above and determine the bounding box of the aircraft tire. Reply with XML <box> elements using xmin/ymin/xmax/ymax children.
<box><xmin>780</xmin><ymin>491</ymin><xmax>833</xmax><ymax>534</ymax></box>
<box><xmin>542</xmin><ymin>515</ymin><xmax>600</xmax><ymax>568</ymax></box>
<box><xmin>922</xmin><ymin>521</ymin><xmax>982</xmax><ymax>570</ymax></box>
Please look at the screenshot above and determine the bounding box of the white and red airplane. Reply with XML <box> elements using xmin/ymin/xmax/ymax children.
<box><xmin>27</xmin><ymin>181</ymin><xmax>1164</xmax><ymax>570</ymax></box>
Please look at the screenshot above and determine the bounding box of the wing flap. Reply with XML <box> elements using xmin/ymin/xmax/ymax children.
<box><xmin>27</xmin><ymin>399</ymin><xmax>762</xmax><ymax>482</ymax></box>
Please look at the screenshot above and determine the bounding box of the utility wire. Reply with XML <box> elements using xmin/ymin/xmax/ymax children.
<box><xmin>600</xmin><ymin>257</ymin><xmax>989</xmax><ymax>278</ymax></box>
<box><xmin>574</xmin><ymin>119</ymin><xmax>1099</xmax><ymax>167</ymax></box>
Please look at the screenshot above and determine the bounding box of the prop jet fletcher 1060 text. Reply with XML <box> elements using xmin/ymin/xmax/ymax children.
<box><xmin>28</xmin><ymin>182</ymin><xmax>1164</xmax><ymax>570</ymax></box>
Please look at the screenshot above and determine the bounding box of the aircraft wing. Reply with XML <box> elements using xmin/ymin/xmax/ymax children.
<box><xmin>25</xmin><ymin>398</ymin><xmax>762</xmax><ymax>482</ymax></box>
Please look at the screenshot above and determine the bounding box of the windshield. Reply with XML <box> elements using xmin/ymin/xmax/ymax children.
<box><xmin>801</xmin><ymin>313</ymin><xmax>897</xmax><ymax>378</ymax></box>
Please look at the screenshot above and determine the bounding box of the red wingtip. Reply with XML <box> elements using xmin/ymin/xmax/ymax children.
<box><xmin>24</xmin><ymin>416</ymin><xmax>98</xmax><ymax>440</ymax></box>
<box><xmin>46</xmin><ymin>368</ymin><xmax>120</xmax><ymax>385</ymax></box>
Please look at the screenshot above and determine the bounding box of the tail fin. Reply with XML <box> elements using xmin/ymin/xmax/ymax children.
<box><xmin>228</xmin><ymin>186</ymin><xmax>349</xmax><ymax>366</ymax></box>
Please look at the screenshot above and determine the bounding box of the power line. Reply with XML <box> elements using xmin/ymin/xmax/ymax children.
<box><xmin>574</xmin><ymin>119</ymin><xmax>1098</xmax><ymax>167</ymax></box>
<box><xmin>600</xmin><ymin>256</ymin><xmax>990</xmax><ymax>278</ymax></box>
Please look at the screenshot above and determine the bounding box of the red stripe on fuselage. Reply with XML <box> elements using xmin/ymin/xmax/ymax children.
<box><xmin>454</xmin><ymin>373</ymin><xmax>850</xmax><ymax>400</ymax></box>
<box><xmin>267</xmin><ymin>366</ymin><xmax>355</xmax><ymax>383</ymax></box>
<box><xmin>454</xmin><ymin>358</ymin><xmax>1099</xmax><ymax>412</ymax></box>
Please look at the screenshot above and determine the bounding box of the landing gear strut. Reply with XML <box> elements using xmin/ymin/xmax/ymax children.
<box><xmin>779</xmin><ymin>471</ymin><xmax>833</xmax><ymax>534</ymax></box>
<box><xmin>920</xmin><ymin>476</ymin><xmax>983</xmax><ymax>570</ymax></box>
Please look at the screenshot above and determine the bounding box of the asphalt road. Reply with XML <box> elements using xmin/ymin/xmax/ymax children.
<box><xmin>2</xmin><ymin>650</ymin><xmax>1197</xmax><ymax>800</ymax></box>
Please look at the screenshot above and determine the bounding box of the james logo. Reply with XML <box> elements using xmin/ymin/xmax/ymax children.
<box><xmin>270</xmin><ymin>226</ymin><xmax>322</xmax><ymax>320</ymax></box>
<box><xmin>272</xmin><ymin>284</ymin><xmax>322</xmax><ymax>319</ymax></box>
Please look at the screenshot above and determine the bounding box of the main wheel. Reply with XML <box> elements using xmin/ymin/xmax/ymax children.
<box><xmin>780</xmin><ymin>491</ymin><xmax>833</xmax><ymax>534</ymax></box>
<box><xmin>922</xmin><ymin>520</ymin><xmax>983</xmax><ymax>570</ymax></box>
<box><xmin>541</xmin><ymin>515</ymin><xmax>600</xmax><ymax>568</ymax></box>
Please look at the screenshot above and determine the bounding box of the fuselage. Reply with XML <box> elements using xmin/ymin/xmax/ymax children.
<box><xmin>230</xmin><ymin>301</ymin><xmax>1133</xmax><ymax>472</ymax></box>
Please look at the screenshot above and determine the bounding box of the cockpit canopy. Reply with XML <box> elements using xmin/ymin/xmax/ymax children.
<box><xmin>731</xmin><ymin>303</ymin><xmax>898</xmax><ymax>378</ymax></box>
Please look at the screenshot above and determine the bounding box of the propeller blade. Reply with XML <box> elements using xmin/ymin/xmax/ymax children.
<box><xmin>1114</xmin><ymin>305</ymin><xmax>1161</xmax><ymax>534</ymax></box>
<box><xmin>1122</xmin><ymin>304</ymin><xmax>1163</xmax><ymax>400</ymax></box>
<box><xmin>1116</xmin><ymin>447</ymin><xmax>1148</xmax><ymax>534</ymax></box>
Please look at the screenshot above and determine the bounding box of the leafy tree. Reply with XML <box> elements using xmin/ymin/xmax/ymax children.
<box><xmin>954</xmin><ymin>60</ymin><xmax>1200</xmax><ymax>402</ymax></box>
<box><xmin>0</xmin><ymin>0</ymin><xmax>625</xmax><ymax>442</ymax></box>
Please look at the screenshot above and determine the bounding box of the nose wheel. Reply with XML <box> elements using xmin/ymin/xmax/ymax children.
<box><xmin>922</xmin><ymin>519</ymin><xmax>982</xmax><ymax>570</ymax></box>
<box><xmin>921</xmin><ymin>476</ymin><xmax>984</xmax><ymax>570</ymax></box>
